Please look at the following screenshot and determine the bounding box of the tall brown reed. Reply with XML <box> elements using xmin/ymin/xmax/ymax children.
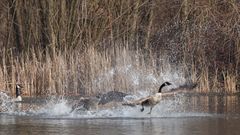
<box><xmin>0</xmin><ymin>0</ymin><xmax>239</xmax><ymax>96</ymax></box>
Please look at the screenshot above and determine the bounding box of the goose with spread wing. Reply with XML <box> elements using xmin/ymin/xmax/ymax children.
<box><xmin>123</xmin><ymin>82</ymin><xmax>171</xmax><ymax>114</ymax></box>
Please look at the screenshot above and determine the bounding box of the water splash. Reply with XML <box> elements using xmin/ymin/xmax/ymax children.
<box><xmin>0</xmin><ymin>92</ymin><xmax>16</xmax><ymax>113</ymax></box>
<box><xmin>1</xmin><ymin>91</ymin><xmax>211</xmax><ymax>118</ymax></box>
<box><xmin>0</xmin><ymin>94</ymin><xmax>71</xmax><ymax>116</ymax></box>
<box><xmin>93</xmin><ymin>62</ymin><xmax>187</xmax><ymax>93</ymax></box>
<box><xmin>69</xmin><ymin>94</ymin><xmax>211</xmax><ymax>118</ymax></box>
<box><xmin>33</xmin><ymin>97</ymin><xmax>72</xmax><ymax>116</ymax></box>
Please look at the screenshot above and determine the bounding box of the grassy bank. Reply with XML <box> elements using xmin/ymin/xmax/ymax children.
<box><xmin>0</xmin><ymin>0</ymin><xmax>239</xmax><ymax>96</ymax></box>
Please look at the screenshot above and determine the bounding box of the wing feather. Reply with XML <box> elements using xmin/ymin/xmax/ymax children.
<box><xmin>122</xmin><ymin>96</ymin><xmax>151</xmax><ymax>106</ymax></box>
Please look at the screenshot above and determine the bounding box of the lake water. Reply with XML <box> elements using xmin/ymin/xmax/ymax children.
<box><xmin>1</xmin><ymin>115</ymin><xmax>240</xmax><ymax>135</ymax></box>
<box><xmin>0</xmin><ymin>95</ymin><xmax>240</xmax><ymax>135</ymax></box>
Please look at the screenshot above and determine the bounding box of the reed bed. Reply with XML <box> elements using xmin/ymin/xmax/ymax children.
<box><xmin>0</xmin><ymin>0</ymin><xmax>239</xmax><ymax>96</ymax></box>
<box><xmin>0</xmin><ymin>44</ymin><xmax>238</xmax><ymax>97</ymax></box>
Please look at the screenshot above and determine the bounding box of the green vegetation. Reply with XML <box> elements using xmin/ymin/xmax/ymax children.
<box><xmin>0</xmin><ymin>0</ymin><xmax>239</xmax><ymax>96</ymax></box>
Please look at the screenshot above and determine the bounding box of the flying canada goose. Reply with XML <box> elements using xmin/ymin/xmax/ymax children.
<box><xmin>98</xmin><ymin>91</ymin><xmax>128</xmax><ymax>105</ymax></box>
<box><xmin>122</xmin><ymin>82</ymin><xmax>172</xmax><ymax>114</ymax></box>
<box><xmin>70</xmin><ymin>96</ymin><xmax>100</xmax><ymax>113</ymax></box>
<box><xmin>123</xmin><ymin>81</ymin><xmax>198</xmax><ymax>114</ymax></box>
<box><xmin>70</xmin><ymin>91</ymin><xmax>129</xmax><ymax>113</ymax></box>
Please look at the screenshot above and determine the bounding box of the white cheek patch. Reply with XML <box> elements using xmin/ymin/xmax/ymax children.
<box><xmin>17</xmin><ymin>85</ymin><xmax>21</xmax><ymax>89</ymax></box>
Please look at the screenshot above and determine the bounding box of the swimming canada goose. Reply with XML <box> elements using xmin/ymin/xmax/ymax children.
<box><xmin>123</xmin><ymin>82</ymin><xmax>172</xmax><ymax>114</ymax></box>
<box><xmin>0</xmin><ymin>84</ymin><xmax>23</xmax><ymax>112</ymax></box>
<box><xmin>0</xmin><ymin>84</ymin><xmax>23</xmax><ymax>102</ymax></box>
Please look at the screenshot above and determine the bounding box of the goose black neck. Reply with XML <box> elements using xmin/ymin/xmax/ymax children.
<box><xmin>16</xmin><ymin>86</ymin><xmax>21</xmax><ymax>97</ymax></box>
<box><xmin>158</xmin><ymin>83</ymin><xmax>168</xmax><ymax>93</ymax></box>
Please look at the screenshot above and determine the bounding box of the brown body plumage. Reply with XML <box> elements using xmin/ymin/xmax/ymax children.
<box><xmin>123</xmin><ymin>81</ymin><xmax>197</xmax><ymax>114</ymax></box>
<box><xmin>123</xmin><ymin>82</ymin><xmax>171</xmax><ymax>114</ymax></box>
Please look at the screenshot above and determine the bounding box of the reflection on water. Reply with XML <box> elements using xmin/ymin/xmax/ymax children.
<box><xmin>1</xmin><ymin>115</ymin><xmax>240</xmax><ymax>135</ymax></box>
<box><xmin>182</xmin><ymin>96</ymin><xmax>240</xmax><ymax>114</ymax></box>
<box><xmin>0</xmin><ymin>95</ymin><xmax>240</xmax><ymax>135</ymax></box>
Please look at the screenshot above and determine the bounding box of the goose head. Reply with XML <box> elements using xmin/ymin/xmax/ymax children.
<box><xmin>15</xmin><ymin>84</ymin><xmax>23</xmax><ymax>101</ymax></box>
<box><xmin>158</xmin><ymin>82</ymin><xmax>171</xmax><ymax>93</ymax></box>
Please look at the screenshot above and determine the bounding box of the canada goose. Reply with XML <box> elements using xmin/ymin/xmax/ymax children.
<box><xmin>98</xmin><ymin>91</ymin><xmax>128</xmax><ymax>105</ymax></box>
<box><xmin>70</xmin><ymin>91</ymin><xmax>129</xmax><ymax>113</ymax></box>
<box><xmin>13</xmin><ymin>84</ymin><xmax>23</xmax><ymax>102</ymax></box>
<box><xmin>0</xmin><ymin>84</ymin><xmax>23</xmax><ymax>102</ymax></box>
<box><xmin>70</xmin><ymin>97</ymin><xmax>100</xmax><ymax>113</ymax></box>
<box><xmin>0</xmin><ymin>84</ymin><xmax>23</xmax><ymax>112</ymax></box>
<box><xmin>123</xmin><ymin>82</ymin><xmax>172</xmax><ymax>114</ymax></box>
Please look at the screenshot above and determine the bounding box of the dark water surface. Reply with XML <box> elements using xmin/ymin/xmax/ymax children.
<box><xmin>0</xmin><ymin>95</ymin><xmax>240</xmax><ymax>135</ymax></box>
<box><xmin>1</xmin><ymin>115</ymin><xmax>240</xmax><ymax>135</ymax></box>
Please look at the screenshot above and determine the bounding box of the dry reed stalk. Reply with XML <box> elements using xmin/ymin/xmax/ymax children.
<box><xmin>212</xmin><ymin>70</ymin><xmax>220</xmax><ymax>93</ymax></box>
<box><xmin>0</xmin><ymin>41</ymin><xmax>238</xmax><ymax>96</ymax></box>
<box><xmin>223</xmin><ymin>72</ymin><xmax>237</xmax><ymax>94</ymax></box>
<box><xmin>199</xmin><ymin>67</ymin><xmax>210</xmax><ymax>93</ymax></box>
<box><xmin>0</xmin><ymin>0</ymin><xmax>239</xmax><ymax>96</ymax></box>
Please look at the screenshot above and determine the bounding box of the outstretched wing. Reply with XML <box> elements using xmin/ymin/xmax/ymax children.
<box><xmin>122</xmin><ymin>96</ymin><xmax>151</xmax><ymax>106</ymax></box>
<box><xmin>169</xmin><ymin>82</ymin><xmax>197</xmax><ymax>92</ymax></box>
